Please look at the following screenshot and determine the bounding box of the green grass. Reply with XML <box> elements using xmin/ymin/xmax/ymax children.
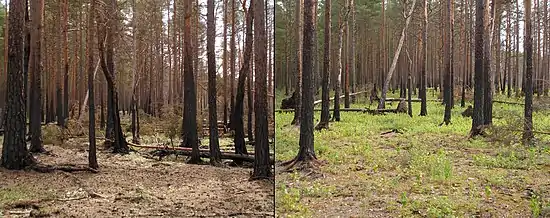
<box><xmin>275</xmin><ymin>92</ymin><xmax>550</xmax><ymax>217</ymax></box>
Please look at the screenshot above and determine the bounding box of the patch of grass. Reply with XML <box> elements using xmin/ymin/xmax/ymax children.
<box><xmin>409</xmin><ymin>148</ymin><xmax>453</xmax><ymax>181</ymax></box>
<box><xmin>275</xmin><ymin>91</ymin><xmax>550</xmax><ymax>216</ymax></box>
<box><xmin>426</xmin><ymin>196</ymin><xmax>455</xmax><ymax>217</ymax></box>
<box><xmin>473</xmin><ymin>148</ymin><xmax>536</xmax><ymax>170</ymax></box>
<box><xmin>0</xmin><ymin>186</ymin><xmax>34</xmax><ymax>207</ymax></box>
<box><xmin>275</xmin><ymin>183</ymin><xmax>310</xmax><ymax>217</ymax></box>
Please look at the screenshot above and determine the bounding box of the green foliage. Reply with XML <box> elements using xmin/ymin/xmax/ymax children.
<box><xmin>426</xmin><ymin>196</ymin><xmax>455</xmax><ymax>218</ymax></box>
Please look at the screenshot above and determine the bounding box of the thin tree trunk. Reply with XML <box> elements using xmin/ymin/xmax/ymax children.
<box><xmin>420</xmin><ymin>0</ymin><xmax>428</xmax><ymax>116</ymax></box>
<box><xmin>523</xmin><ymin>0</ymin><xmax>534</xmax><ymax>144</ymax></box>
<box><xmin>378</xmin><ymin>0</ymin><xmax>417</xmax><ymax>109</ymax></box>
<box><xmin>291</xmin><ymin>0</ymin><xmax>303</xmax><ymax>126</ymax></box>
<box><xmin>87</xmin><ymin>0</ymin><xmax>98</xmax><ymax>169</ymax></box>
<box><xmin>315</xmin><ymin>0</ymin><xmax>331</xmax><ymax>130</ymax></box>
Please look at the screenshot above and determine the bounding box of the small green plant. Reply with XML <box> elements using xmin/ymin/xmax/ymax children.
<box><xmin>426</xmin><ymin>196</ymin><xmax>455</xmax><ymax>218</ymax></box>
<box><xmin>530</xmin><ymin>195</ymin><xmax>542</xmax><ymax>218</ymax></box>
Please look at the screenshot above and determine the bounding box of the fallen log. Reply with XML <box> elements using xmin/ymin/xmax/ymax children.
<box><xmin>127</xmin><ymin>143</ymin><xmax>274</xmax><ymax>164</ymax></box>
<box><xmin>492</xmin><ymin>100</ymin><xmax>524</xmax><ymax>106</ymax></box>
<box><xmin>276</xmin><ymin>108</ymin><xmax>399</xmax><ymax>114</ymax></box>
<box><xmin>313</xmin><ymin>91</ymin><xmax>369</xmax><ymax>106</ymax></box>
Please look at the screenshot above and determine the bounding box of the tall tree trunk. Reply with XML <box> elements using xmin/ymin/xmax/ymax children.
<box><xmin>232</xmin><ymin>1</ymin><xmax>253</xmax><ymax>163</ymax></box>
<box><xmin>97</xmin><ymin>0</ymin><xmax>129</xmax><ymax>154</ymax></box>
<box><xmin>470</xmin><ymin>0</ymin><xmax>486</xmax><ymax>137</ymax></box>
<box><xmin>315</xmin><ymin>0</ymin><xmax>331</xmax><ymax>130</ymax></box>
<box><xmin>443</xmin><ymin>0</ymin><xmax>454</xmax><ymax>125</ymax></box>
<box><xmin>229</xmin><ymin>0</ymin><xmax>236</xmax><ymax>129</ymax></box>
<box><xmin>378</xmin><ymin>0</ymin><xmax>417</xmax><ymax>109</ymax></box>
<box><xmin>131</xmin><ymin>0</ymin><xmax>140</xmax><ymax>144</ymax></box>
<box><xmin>419</xmin><ymin>0</ymin><xmax>428</xmax><ymax>116</ymax></box>
<box><xmin>88</xmin><ymin>0</ymin><xmax>98</xmax><ymax>169</ymax></box>
<box><xmin>181</xmin><ymin>0</ymin><xmax>201</xmax><ymax>163</ymax></box>
<box><xmin>223</xmin><ymin>0</ymin><xmax>228</xmax><ymax>126</ymax></box>
<box><xmin>207</xmin><ymin>0</ymin><xmax>221</xmax><ymax>166</ymax></box>
<box><xmin>63</xmin><ymin>0</ymin><xmax>69</xmax><ymax>127</ymax></box>
<box><xmin>29</xmin><ymin>0</ymin><xmax>45</xmax><ymax>153</ymax></box>
<box><xmin>291</xmin><ymin>0</ymin><xmax>303</xmax><ymax>126</ymax></box>
<box><xmin>1</xmin><ymin>0</ymin><xmax>35</xmax><ymax>170</ymax></box>
<box><xmin>483</xmin><ymin>0</ymin><xmax>495</xmax><ymax>125</ymax></box>
<box><xmin>283</xmin><ymin>0</ymin><xmax>319</xmax><ymax>171</ymax></box>
<box><xmin>523</xmin><ymin>0</ymin><xmax>534</xmax><ymax>144</ymax></box>
<box><xmin>251</xmin><ymin>0</ymin><xmax>272</xmax><ymax>179</ymax></box>
<box><xmin>333</xmin><ymin>2</ymin><xmax>349</xmax><ymax>122</ymax></box>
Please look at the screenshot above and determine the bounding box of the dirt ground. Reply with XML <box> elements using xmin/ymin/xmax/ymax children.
<box><xmin>0</xmin><ymin>140</ymin><xmax>274</xmax><ymax>217</ymax></box>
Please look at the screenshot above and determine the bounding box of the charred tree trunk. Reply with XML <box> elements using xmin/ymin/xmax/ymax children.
<box><xmin>88</xmin><ymin>0</ymin><xmax>98</xmax><ymax>169</ymax></box>
<box><xmin>207</xmin><ymin>0</ymin><xmax>222</xmax><ymax>166</ymax></box>
<box><xmin>232</xmin><ymin>1</ymin><xmax>253</xmax><ymax>163</ymax></box>
<box><xmin>251</xmin><ymin>0</ymin><xmax>272</xmax><ymax>179</ymax></box>
<box><xmin>315</xmin><ymin>0</ymin><xmax>331</xmax><ymax>130</ymax></box>
<box><xmin>523</xmin><ymin>0</ymin><xmax>534</xmax><ymax>144</ymax></box>
<box><xmin>470</xmin><ymin>0</ymin><xmax>486</xmax><ymax>137</ymax></box>
<box><xmin>1</xmin><ymin>0</ymin><xmax>36</xmax><ymax>169</ymax></box>
<box><xmin>181</xmin><ymin>0</ymin><xmax>201</xmax><ymax>163</ymax></box>
<box><xmin>29</xmin><ymin>0</ymin><xmax>45</xmax><ymax>153</ymax></box>
<box><xmin>419</xmin><ymin>0</ymin><xmax>428</xmax><ymax>116</ymax></box>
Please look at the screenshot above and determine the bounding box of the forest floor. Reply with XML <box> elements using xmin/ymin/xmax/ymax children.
<box><xmin>0</xmin><ymin>116</ymin><xmax>274</xmax><ymax>217</ymax></box>
<box><xmin>275</xmin><ymin>91</ymin><xmax>550</xmax><ymax>217</ymax></box>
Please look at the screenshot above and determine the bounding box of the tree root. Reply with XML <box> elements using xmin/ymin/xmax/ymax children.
<box><xmin>280</xmin><ymin>155</ymin><xmax>323</xmax><ymax>173</ymax></box>
<box><xmin>314</xmin><ymin>121</ymin><xmax>329</xmax><ymax>131</ymax></box>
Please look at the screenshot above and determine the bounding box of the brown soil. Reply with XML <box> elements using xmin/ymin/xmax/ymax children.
<box><xmin>0</xmin><ymin>141</ymin><xmax>274</xmax><ymax>217</ymax></box>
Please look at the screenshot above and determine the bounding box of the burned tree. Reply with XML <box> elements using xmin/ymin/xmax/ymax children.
<box><xmin>181</xmin><ymin>0</ymin><xmax>201</xmax><ymax>164</ymax></box>
<box><xmin>1</xmin><ymin>0</ymin><xmax>36</xmax><ymax>169</ymax></box>
<box><xmin>232</xmin><ymin>0</ymin><xmax>254</xmax><ymax>163</ymax></box>
<box><xmin>207</xmin><ymin>0</ymin><xmax>222</xmax><ymax>165</ymax></box>
<box><xmin>282</xmin><ymin>0</ymin><xmax>320</xmax><ymax>170</ymax></box>
<box><xmin>96</xmin><ymin>0</ymin><xmax>129</xmax><ymax>153</ymax></box>
<box><xmin>251</xmin><ymin>0</ymin><xmax>272</xmax><ymax>179</ymax></box>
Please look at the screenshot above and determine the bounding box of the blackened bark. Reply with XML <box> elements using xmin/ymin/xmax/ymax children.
<box><xmin>88</xmin><ymin>0</ymin><xmax>98</xmax><ymax>169</ymax></box>
<box><xmin>29</xmin><ymin>0</ymin><xmax>45</xmax><ymax>153</ymax></box>
<box><xmin>523</xmin><ymin>0</ymin><xmax>533</xmax><ymax>144</ymax></box>
<box><xmin>97</xmin><ymin>0</ymin><xmax>129</xmax><ymax>154</ymax></box>
<box><xmin>181</xmin><ymin>0</ymin><xmax>201</xmax><ymax>163</ymax></box>
<box><xmin>232</xmin><ymin>2</ymin><xmax>253</xmax><ymax>163</ymax></box>
<box><xmin>251</xmin><ymin>0</ymin><xmax>272</xmax><ymax>179</ymax></box>
<box><xmin>297</xmin><ymin>0</ymin><xmax>317</xmax><ymax>162</ymax></box>
<box><xmin>315</xmin><ymin>0</ymin><xmax>331</xmax><ymax>130</ymax></box>
<box><xmin>1</xmin><ymin>0</ymin><xmax>36</xmax><ymax>169</ymax></box>
<box><xmin>470</xmin><ymin>0</ymin><xmax>485</xmax><ymax>137</ymax></box>
<box><xmin>419</xmin><ymin>0</ymin><xmax>428</xmax><ymax>116</ymax></box>
<box><xmin>207</xmin><ymin>0</ymin><xmax>221</xmax><ymax>165</ymax></box>
<box><xmin>443</xmin><ymin>0</ymin><xmax>453</xmax><ymax>125</ymax></box>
